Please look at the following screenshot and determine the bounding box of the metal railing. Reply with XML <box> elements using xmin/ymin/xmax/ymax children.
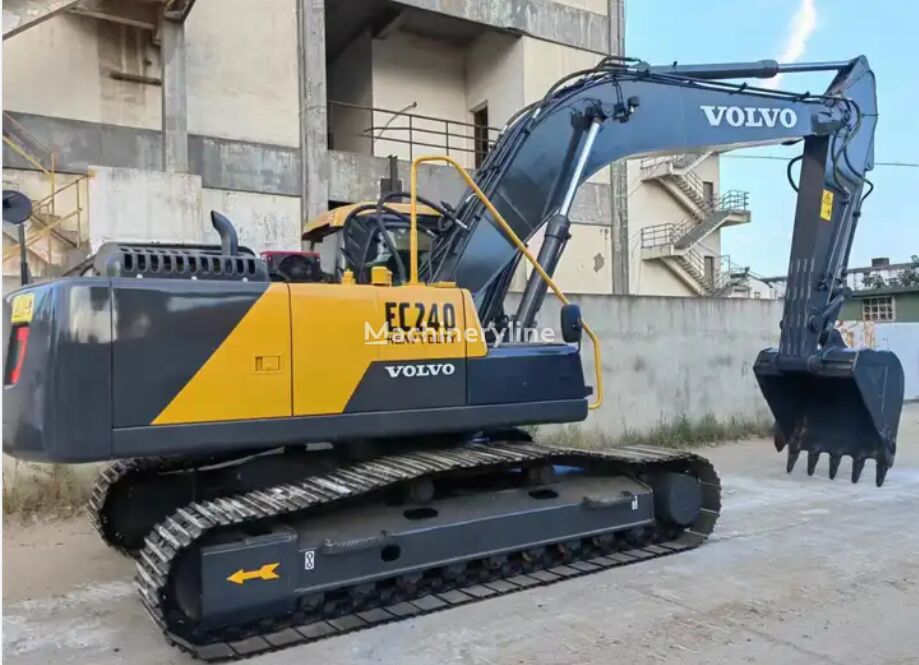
<box><xmin>679</xmin><ymin>249</ymin><xmax>742</xmax><ymax>295</ymax></box>
<box><xmin>3</xmin><ymin>174</ymin><xmax>91</xmax><ymax>268</ymax></box>
<box><xmin>716</xmin><ymin>189</ymin><xmax>749</xmax><ymax>211</ymax></box>
<box><xmin>678</xmin><ymin>247</ymin><xmax>708</xmax><ymax>280</ymax></box>
<box><xmin>640</xmin><ymin>232</ymin><xmax>742</xmax><ymax>295</ymax></box>
<box><xmin>640</xmin><ymin>155</ymin><xmax>752</xmax><ymax>216</ymax></box>
<box><xmin>642</xmin><ymin>189</ymin><xmax>750</xmax><ymax>251</ymax></box>
<box><xmin>677</xmin><ymin>168</ymin><xmax>705</xmax><ymax>199</ymax></box>
<box><xmin>3</xmin><ymin>111</ymin><xmax>58</xmax><ymax>215</ymax></box>
<box><xmin>328</xmin><ymin>100</ymin><xmax>501</xmax><ymax>162</ymax></box>
<box><xmin>639</xmin><ymin>152</ymin><xmax>708</xmax><ymax>172</ymax></box>
<box><xmin>641</xmin><ymin>221</ymin><xmax>689</xmax><ymax>248</ymax></box>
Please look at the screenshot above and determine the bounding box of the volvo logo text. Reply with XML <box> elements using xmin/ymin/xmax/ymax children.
<box><xmin>700</xmin><ymin>105</ymin><xmax>798</xmax><ymax>129</ymax></box>
<box><xmin>384</xmin><ymin>363</ymin><xmax>456</xmax><ymax>378</ymax></box>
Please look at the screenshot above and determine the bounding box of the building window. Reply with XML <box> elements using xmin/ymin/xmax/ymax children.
<box><xmin>473</xmin><ymin>105</ymin><xmax>489</xmax><ymax>169</ymax></box>
<box><xmin>862</xmin><ymin>296</ymin><xmax>895</xmax><ymax>322</ymax></box>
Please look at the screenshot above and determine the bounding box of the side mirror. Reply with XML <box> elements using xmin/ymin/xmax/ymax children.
<box><xmin>3</xmin><ymin>190</ymin><xmax>33</xmax><ymax>285</ymax></box>
<box><xmin>560</xmin><ymin>303</ymin><xmax>583</xmax><ymax>344</ymax></box>
<box><xmin>3</xmin><ymin>190</ymin><xmax>32</xmax><ymax>225</ymax></box>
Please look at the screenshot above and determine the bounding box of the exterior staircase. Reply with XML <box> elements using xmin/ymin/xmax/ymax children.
<box><xmin>3</xmin><ymin>112</ymin><xmax>91</xmax><ymax>287</ymax></box>
<box><xmin>639</xmin><ymin>153</ymin><xmax>752</xmax><ymax>295</ymax></box>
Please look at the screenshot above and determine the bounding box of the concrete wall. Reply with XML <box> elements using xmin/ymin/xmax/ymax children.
<box><xmin>328</xmin><ymin>30</ymin><xmax>374</xmax><ymax>155</ymax></box>
<box><xmin>185</xmin><ymin>0</ymin><xmax>299</xmax><ymax>147</ymax></box>
<box><xmin>370</xmin><ymin>31</ymin><xmax>470</xmax><ymax>165</ymax></box>
<box><xmin>838</xmin><ymin>320</ymin><xmax>919</xmax><ymax>400</ymax></box>
<box><xmin>391</xmin><ymin>0</ymin><xmax>611</xmax><ymax>54</ymax></box>
<box><xmin>464</xmin><ymin>31</ymin><xmax>525</xmax><ymax>130</ymax></box>
<box><xmin>87</xmin><ymin>166</ymin><xmax>301</xmax><ymax>252</ymax></box>
<box><xmin>529</xmin><ymin>293</ymin><xmax>784</xmax><ymax>436</ymax></box>
<box><xmin>554</xmin><ymin>0</ymin><xmax>608</xmax><ymax>13</ymax></box>
<box><xmin>3</xmin><ymin>2</ymin><xmax>299</xmax><ymax>146</ymax></box>
<box><xmin>3</xmin><ymin>15</ymin><xmax>161</xmax><ymax>129</ymax></box>
<box><xmin>87</xmin><ymin>167</ymin><xmax>205</xmax><ymax>250</ymax></box>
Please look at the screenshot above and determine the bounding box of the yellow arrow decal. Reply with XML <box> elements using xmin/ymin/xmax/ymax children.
<box><xmin>226</xmin><ymin>563</ymin><xmax>280</xmax><ymax>585</ymax></box>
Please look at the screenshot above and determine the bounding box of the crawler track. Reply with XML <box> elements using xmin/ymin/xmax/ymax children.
<box><xmin>130</xmin><ymin>441</ymin><xmax>720</xmax><ymax>660</ymax></box>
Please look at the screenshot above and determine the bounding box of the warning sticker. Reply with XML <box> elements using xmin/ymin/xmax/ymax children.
<box><xmin>820</xmin><ymin>189</ymin><xmax>834</xmax><ymax>221</ymax></box>
<box><xmin>10</xmin><ymin>293</ymin><xmax>34</xmax><ymax>324</ymax></box>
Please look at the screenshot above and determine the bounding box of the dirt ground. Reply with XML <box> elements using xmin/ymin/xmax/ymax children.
<box><xmin>4</xmin><ymin>401</ymin><xmax>919</xmax><ymax>665</ymax></box>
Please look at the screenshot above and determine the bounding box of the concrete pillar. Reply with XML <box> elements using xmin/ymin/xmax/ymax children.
<box><xmin>160</xmin><ymin>18</ymin><xmax>188</xmax><ymax>172</ymax></box>
<box><xmin>608</xmin><ymin>0</ymin><xmax>629</xmax><ymax>294</ymax></box>
<box><xmin>296</xmin><ymin>0</ymin><xmax>329</xmax><ymax>223</ymax></box>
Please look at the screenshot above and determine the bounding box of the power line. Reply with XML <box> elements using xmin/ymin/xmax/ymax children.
<box><xmin>722</xmin><ymin>155</ymin><xmax>919</xmax><ymax>168</ymax></box>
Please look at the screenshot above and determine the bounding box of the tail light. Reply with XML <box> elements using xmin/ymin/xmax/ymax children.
<box><xmin>5</xmin><ymin>326</ymin><xmax>30</xmax><ymax>386</ymax></box>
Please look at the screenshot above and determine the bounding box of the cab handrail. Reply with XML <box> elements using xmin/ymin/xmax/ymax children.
<box><xmin>408</xmin><ymin>154</ymin><xmax>603</xmax><ymax>410</ymax></box>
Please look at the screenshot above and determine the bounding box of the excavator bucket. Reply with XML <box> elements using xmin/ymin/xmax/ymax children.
<box><xmin>754</xmin><ymin>347</ymin><xmax>904</xmax><ymax>486</ymax></box>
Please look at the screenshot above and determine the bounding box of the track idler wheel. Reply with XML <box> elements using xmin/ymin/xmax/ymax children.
<box><xmin>648</xmin><ymin>472</ymin><xmax>703</xmax><ymax>528</ymax></box>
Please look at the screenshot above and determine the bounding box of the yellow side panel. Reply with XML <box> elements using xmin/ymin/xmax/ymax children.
<box><xmin>153</xmin><ymin>283</ymin><xmax>292</xmax><ymax>424</ymax></box>
<box><xmin>291</xmin><ymin>284</ymin><xmax>381</xmax><ymax>416</ymax></box>
<box><xmin>290</xmin><ymin>283</ymin><xmax>472</xmax><ymax>416</ymax></box>
<box><xmin>462</xmin><ymin>290</ymin><xmax>488</xmax><ymax>358</ymax></box>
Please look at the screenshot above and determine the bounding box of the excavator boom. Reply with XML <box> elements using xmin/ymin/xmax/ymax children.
<box><xmin>427</xmin><ymin>55</ymin><xmax>902</xmax><ymax>484</ymax></box>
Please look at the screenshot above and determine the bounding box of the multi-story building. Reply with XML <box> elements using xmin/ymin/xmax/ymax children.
<box><xmin>2</xmin><ymin>0</ymin><xmax>749</xmax><ymax>299</ymax></box>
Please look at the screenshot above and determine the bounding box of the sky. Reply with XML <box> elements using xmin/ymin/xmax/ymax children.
<box><xmin>626</xmin><ymin>0</ymin><xmax>918</xmax><ymax>276</ymax></box>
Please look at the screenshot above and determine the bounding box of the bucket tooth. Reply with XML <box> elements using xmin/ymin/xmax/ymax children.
<box><xmin>806</xmin><ymin>451</ymin><xmax>819</xmax><ymax>476</ymax></box>
<box><xmin>773</xmin><ymin>425</ymin><xmax>787</xmax><ymax>452</ymax></box>
<box><xmin>786</xmin><ymin>449</ymin><xmax>800</xmax><ymax>474</ymax></box>
<box><xmin>851</xmin><ymin>457</ymin><xmax>866</xmax><ymax>484</ymax></box>
<box><xmin>875</xmin><ymin>461</ymin><xmax>889</xmax><ymax>487</ymax></box>
<box><xmin>828</xmin><ymin>455</ymin><xmax>842</xmax><ymax>480</ymax></box>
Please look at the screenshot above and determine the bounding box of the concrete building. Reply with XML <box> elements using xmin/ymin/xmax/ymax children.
<box><xmin>839</xmin><ymin>286</ymin><xmax>919</xmax><ymax>323</ymax></box>
<box><xmin>2</xmin><ymin>0</ymin><xmax>748</xmax><ymax>299</ymax></box>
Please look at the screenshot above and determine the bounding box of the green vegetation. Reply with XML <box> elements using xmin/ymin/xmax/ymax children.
<box><xmin>2</xmin><ymin>461</ymin><xmax>92</xmax><ymax>520</ymax></box>
<box><xmin>544</xmin><ymin>413</ymin><xmax>773</xmax><ymax>450</ymax></box>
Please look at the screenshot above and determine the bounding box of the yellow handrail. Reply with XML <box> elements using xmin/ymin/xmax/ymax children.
<box><xmin>2</xmin><ymin>136</ymin><xmax>51</xmax><ymax>175</ymax></box>
<box><xmin>29</xmin><ymin>173</ymin><xmax>89</xmax><ymax>211</ymax></box>
<box><xmin>2</xmin><ymin>112</ymin><xmax>55</xmax><ymax>158</ymax></box>
<box><xmin>409</xmin><ymin>155</ymin><xmax>604</xmax><ymax>410</ymax></box>
<box><xmin>3</xmin><ymin>174</ymin><xmax>91</xmax><ymax>266</ymax></box>
<box><xmin>3</xmin><ymin>115</ymin><xmax>60</xmax><ymax>215</ymax></box>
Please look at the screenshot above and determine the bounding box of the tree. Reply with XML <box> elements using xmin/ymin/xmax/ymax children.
<box><xmin>898</xmin><ymin>266</ymin><xmax>919</xmax><ymax>287</ymax></box>
<box><xmin>862</xmin><ymin>272</ymin><xmax>887</xmax><ymax>289</ymax></box>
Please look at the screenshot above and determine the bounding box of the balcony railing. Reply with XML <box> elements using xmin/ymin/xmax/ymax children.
<box><xmin>641</xmin><ymin>221</ymin><xmax>688</xmax><ymax>248</ymax></box>
<box><xmin>328</xmin><ymin>100</ymin><xmax>501</xmax><ymax>163</ymax></box>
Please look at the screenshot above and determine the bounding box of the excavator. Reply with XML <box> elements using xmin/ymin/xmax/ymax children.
<box><xmin>2</xmin><ymin>54</ymin><xmax>904</xmax><ymax>659</ymax></box>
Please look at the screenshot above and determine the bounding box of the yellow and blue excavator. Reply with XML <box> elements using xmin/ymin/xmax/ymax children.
<box><xmin>2</xmin><ymin>55</ymin><xmax>903</xmax><ymax>659</ymax></box>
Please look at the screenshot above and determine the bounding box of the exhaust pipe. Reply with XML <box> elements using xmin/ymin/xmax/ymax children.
<box><xmin>210</xmin><ymin>211</ymin><xmax>239</xmax><ymax>256</ymax></box>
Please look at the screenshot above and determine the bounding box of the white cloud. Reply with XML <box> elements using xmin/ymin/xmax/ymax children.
<box><xmin>764</xmin><ymin>0</ymin><xmax>818</xmax><ymax>89</ymax></box>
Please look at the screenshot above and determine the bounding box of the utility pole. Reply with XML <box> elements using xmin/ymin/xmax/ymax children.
<box><xmin>296</xmin><ymin>0</ymin><xmax>330</xmax><ymax>226</ymax></box>
<box><xmin>160</xmin><ymin>16</ymin><xmax>188</xmax><ymax>172</ymax></box>
<box><xmin>608</xmin><ymin>0</ymin><xmax>629</xmax><ymax>294</ymax></box>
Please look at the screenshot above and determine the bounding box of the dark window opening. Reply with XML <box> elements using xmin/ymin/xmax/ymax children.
<box><xmin>473</xmin><ymin>105</ymin><xmax>489</xmax><ymax>169</ymax></box>
<box><xmin>703</xmin><ymin>180</ymin><xmax>715</xmax><ymax>208</ymax></box>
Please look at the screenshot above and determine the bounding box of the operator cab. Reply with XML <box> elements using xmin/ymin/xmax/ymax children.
<box><xmin>302</xmin><ymin>201</ymin><xmax>444</xmax><ymax>286</ymax></box>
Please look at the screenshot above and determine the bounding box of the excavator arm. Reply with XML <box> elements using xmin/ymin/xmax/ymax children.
<box><xmin>428</xmin><ymin>55</ymin><xmax>903</xmax><ymax>485</ymax></box>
